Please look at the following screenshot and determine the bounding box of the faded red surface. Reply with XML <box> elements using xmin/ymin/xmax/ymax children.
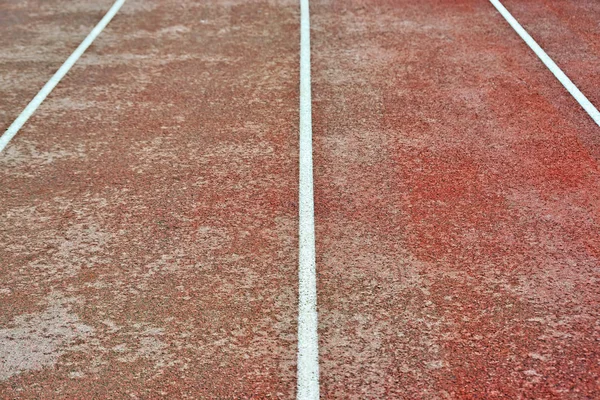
<box><xmin>1</xmin><ymin>0</ymin><xmax>299</xmax><ymax>397</ymax></box>
<box><xmin>502</xmin><ymin>0</ymin><xmax>600</xmax><ymax>109</ymax></box>
<box><xmin>2</xmin><ymin>0</ymin><xmax>600</xmax><ymax>398</ymax></box>
<box><xmin>312</xmin><ymin>0</ymin><xmax>599</xmax><ymax>398</ymax></box>
<box><xmin>0</xmin><ymin>0</ymin><xmax>114</xmax><ymax>128</ymax></box>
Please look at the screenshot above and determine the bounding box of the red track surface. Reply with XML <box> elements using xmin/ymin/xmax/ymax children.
<box><xmin>313</xmin><ymin>0</ymin><xmax>599</xmax><ymax>397</ymax></box>
<box><xmin>1</xmin><ymin>0</ymin><xmax>299</xmax><ymax>397</ymax></box>
<box><xmin>502</xmin><ymin>0</ymin><xmax>600</xmax><ymax>108</ymax></box>
<box><xmin>1</xmin><ymin>0</ymin><xmax>599</xmax><ymax>398</ymax></box>
<box><xmin>0</xmin><ymin>0</ymin><xmax>114</xmax><ymax>128</ymax></box>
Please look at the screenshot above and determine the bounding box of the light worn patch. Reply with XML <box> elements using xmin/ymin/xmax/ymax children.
<box><xmin>0</xmin><ymin>292</ymin><xmax>94</xmax><ymax>381</ymax></box>
<box><xmin>0</xmin><ymin>140</ymin><xmax>87</xmax><ymax>168</ymax></box>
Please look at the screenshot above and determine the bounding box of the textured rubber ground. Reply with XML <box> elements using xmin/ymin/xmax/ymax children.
<box><xmin>0</xmin><ymin>0</ymin><xmax>114</xmax><ymax>129</ymax></box>
<box><xmin>1</xmin><ymin>0</ymin><xmax>599</xmax><ymax>399</ymax></box>
<box><xmin>312</xmin><ymin>0</ymin><xmax>599</xmax><ymax>398</ymax></box>
<box><xmin>502</xmin><ymin>0</ymin><xmax>600</xmax><ymax>108</ymax></box>
<box><xmin>1</xmin><ymin>0</ymin><xmax>299</xmax><ymax>397</ymax></box>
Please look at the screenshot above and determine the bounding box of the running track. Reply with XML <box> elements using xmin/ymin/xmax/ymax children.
<box><xmin>1</xmin><ymin>0</ymin><xmax>599</xmax><ymax>398</ymax></box>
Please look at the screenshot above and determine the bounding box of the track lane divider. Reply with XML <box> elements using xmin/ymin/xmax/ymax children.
<box><xmin>0</xmin><ymin>0</ymin><xmax>126</xmax><ymax>153</ymax></box>
<box><xmin>297</xmin><ymin>0</ymin><xmax>319</xmax><ymax>398</ymax></box>
<box><xmin>490</xmin><ymin>0</ymin><xmax>600</xmax><ymax>127</ymax></box>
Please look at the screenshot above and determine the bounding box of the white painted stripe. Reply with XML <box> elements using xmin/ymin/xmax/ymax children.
<box><xmin>297</xmin><ymin>0</ymin><xmax>319</xmax><ymax>399</ymax></box>
<box><xmin>489</xmin><ymin>0</ymin><xmax>600</xmax><ymax>127</ymax></box>
<box><xmin>0</xmin><ymin>0</ymin><xmax>126</xmax><ymax>153</ymax></box>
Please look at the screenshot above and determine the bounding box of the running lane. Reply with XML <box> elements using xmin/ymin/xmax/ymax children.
<box><xmin>500</xmin><ymin>0</ymin><xmax>600</xmax><ymax>112</ymax></box>
<box><xmin>1</xmin><ymin>0</ymin><xmax>299</xmax><ymax>397</ymax></box>
<box><xmin>0</xmin><ymin>0</ymin><xmax>114</xmax><ymax>129</ymax></box>
<box><xmin>312</xmin><ymin>0</ymin><xmax>600</xmax><ymax>397</ymax></box>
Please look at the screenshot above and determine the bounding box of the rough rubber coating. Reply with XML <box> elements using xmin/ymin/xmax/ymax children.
<box><xmin>312</xmin><ymin>0</ymin><xmax>600</xmax><ymax>398</ymax></box>
<box><xmin>1</xmin><ymin>0</ymin><xmax>300</xmax><ymax>397</ymax></box>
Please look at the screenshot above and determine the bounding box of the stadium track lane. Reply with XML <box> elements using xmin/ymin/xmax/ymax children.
<box><xmin>501</xmin><ymin>0</ymin><xmax>600</xmax><ymax>113</ymax></box>
<box><xmin>311</xmin><ymin>0</ymin><xmax>600</xmax><ymax>398</ymax></box>
<box><xmin>1</xmin><ymin>0</ymin><xmax>300</xmax><ymax>397</ymax></box>
<box><xmin>0</xmin><ymin>0</ymin><xmax>115</xmax><ymax>130</ymax></box>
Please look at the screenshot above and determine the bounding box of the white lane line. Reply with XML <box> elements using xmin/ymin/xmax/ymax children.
<box><xmin>297</xmin><ymin>0</ymin><xmax>319</xmax><ymax>399</ymax></box>
<box><xmin>489</xmin><ymin>0</ymin><xmax>600</xmax><ymax>127</ymax></box>
<box><xmin>0</xmin><ymin>0</ymin><xmax>126</xmax><ymax>153</ymax></box>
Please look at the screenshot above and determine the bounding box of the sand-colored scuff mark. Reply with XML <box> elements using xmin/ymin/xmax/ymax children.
<box><xmin>24</xmin><ymin>221</ymin><xmax>112</xmax><ymax>282</ymax></box>
<box><xmin>61</xmin><ymin>320</ymin><xmax>181</xmax><ymax>381</ymax></box>
<box><xmin>0</xmin><ymin>292</ymin><xmax>94</xmax><ymax>381</ymax></box>
<box><xmin>0</xmin><ymin>140</ymin><xmax>87</xmax><ymax>168</ymax></box>
<box><xmin>112</xmin><ymin>324</ymin><xmax>175</xmax><ymax>371</ymax></box>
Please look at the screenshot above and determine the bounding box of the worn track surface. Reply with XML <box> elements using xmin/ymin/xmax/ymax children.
<box><xmin>1</xmin><ymin>0</ymin><xmax>299</xmax><ymax>398</ymax></box>
<box><xmin>1</xmin><ymin>0</ymin><xmax>599</xmax><ymax>398</ymax></box>
<box><xmin>312</xmin><ymin>0</ymin><xmax>599</xmax><ymax>398</ymax></box>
